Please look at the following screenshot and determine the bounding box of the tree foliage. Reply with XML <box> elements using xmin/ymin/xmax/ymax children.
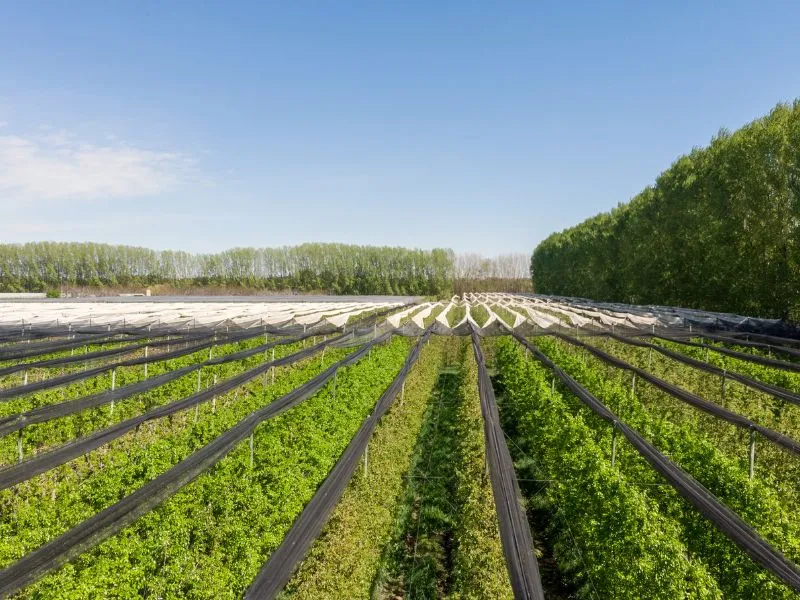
<box><xmin>532</xmin><ymin>101</ymin><xmax>800</xmax><ymax>319</ymax></box>
<box><xmin>0</xmin><ymin>242</ymin><xmax>531</xmax><ymax>296</ymax></box>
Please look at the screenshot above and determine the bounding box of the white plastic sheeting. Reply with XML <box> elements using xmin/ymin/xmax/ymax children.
<box><xmin>0</xmin><ymin>300</ymin><xmax>405</xmax><ymax>331</ymax></box>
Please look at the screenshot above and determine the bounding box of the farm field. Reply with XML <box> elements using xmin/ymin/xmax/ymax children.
<box><xmin>1</xmin><ymin>294</ymin><xmax>800</xmax><ymax>599</ymax></box>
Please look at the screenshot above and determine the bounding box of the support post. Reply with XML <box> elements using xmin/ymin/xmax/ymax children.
<box><xmin>363</xmin><ymin>442</ymin><xmax>368</xmax><ymax>477</ymax></box>
<box><xmin>647</xmin><ymin>347</ymin><xmax>652</xmax><ymax>370</ymax></box>
<box><xmin>400</xmin><ymin>381</ymin><xmax>406</xmax><ymax>406</ymax></box>
<box><xmin>271</xmin><ymin>347</ymin><xmax>275</xmax><ymax>384</ymax></box>
<box><xmin>212</xmin><ymin>374</ymin><xmax>217</xmax><ymax>412</ymax></box>
<box><xmin>551</xmin><ymin>376</ymin><xmax>555</xmax><ymax>394</ymax></box>
<box><xmin>321</xmin><ymin>346</ymin><xmax>326</xmax><ymax>367</ymax></box>
<box><xmin>611</xmin><ymin>421</ymin><xmax>618</xmax><ymax>468</ymax></box>
<box><xmin>333</xmin><ymin>370</ymin><xmax>338</xmax><ymax>401</ymax></box>
<box><xmin>111</xmin><ymin>368</ymin><xmax>116</xmax><ymax>391</ymax></box>
<box><xmin>631</xmin><ymin>372</ymin><xmax>636</xmax><ymax>396</ymax></box>
<box><xmin>705</xmin><ymin>347</ymin><xmax>709</xmax><ymax>363</ymax></box>
<box><xmin>196</xmin><ymin>369</ymin><xmax>202</xmax><ymax>392</ymax></box>
<box><xmin>749</xmin><ymin>428</ymin><xmax>756</xmax><ymax>480</ymax></box>
<box><xmin>23</xmin><ymin>370</ymin><xmax>28</xmax><ymax>386</ymax></box>
<box><xmin>249</xmin><ymin>431</ymin><xmax>255</xmax><ymax>469</ymax></box>
<box><xmin>144</xmin><ymin>345</ymin><xmax>149</xmax><ymax>379</ymax></box>
<box><xmin>721</xmin><ymin>369</ymin><xmax>727</xmax><ymax>400</ymax></box>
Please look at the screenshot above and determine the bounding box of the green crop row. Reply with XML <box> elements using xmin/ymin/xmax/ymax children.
<box><xmin>493</xmin><ymin>337</ymin><xmax>721</xmax><ymax>598</ymax></box>
<box><xmin>284</xmin><ymin>337</ymin><xmax>445</xmax><ymax>599</ymax></box>
<box><xmin>535</xmin><ymin>336</ymin><xmax>800</xmax><ymax>598</ymax></box>
<box><xmin>13</xmin><ymin>337</ymin><xmax>413</xmax><ymax>599</ymax></box>
<box><xmin>585</xmin><ymin>335</ymin><xmax>800</xmax><ymax>516</ymax></box>
<box><xmin>469</xmin><ymin>304</ymin><xmax>489</xmax><ymax>327</ymax></box>
<box><xmin>0</xmin><ymin>339</ymin><xmax>351</xmax><ymax>570</ymax></box>
<box><xmin>0</xmin><ymin>334</ymin><xmax>284</xmax><ymax>464</ymax></box>
<box><xmin>373</xmin><ymin>337</ymin><xmax>511</xmax><ymax>599</ymax></box>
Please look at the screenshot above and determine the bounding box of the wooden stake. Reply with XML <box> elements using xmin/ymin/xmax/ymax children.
<box><xmin>17</xmin><ymin>430</ymin><xmax>23</xmax><ymax>463</ymax></box>
<box><xmin>749</xmin><ymin>428</ymin><xmax>756</xmax><ymax>480</ymax></box>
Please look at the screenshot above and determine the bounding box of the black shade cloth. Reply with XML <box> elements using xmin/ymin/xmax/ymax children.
<box><xmin>471</xmin><ymin>327</ymin><xmax>545</xmax><ymax>600</ymax></box>
<box><xmin>244</xmin><ymin>331</ymin><xmax>430</xmax><ymax>599</ymax></box>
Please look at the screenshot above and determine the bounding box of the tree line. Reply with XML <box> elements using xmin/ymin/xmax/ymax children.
<box><xmin>0</xmin><ymin>242</ymin><xmax>530</xmax><ymax>296</ymax></box>
<box><xmin>531</xmin><ymin>101</ymin><xmax>800</xmax><ymax>320</ymax></box>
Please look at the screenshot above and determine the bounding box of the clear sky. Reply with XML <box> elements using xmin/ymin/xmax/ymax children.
<box><xmin>1</xmin><ymin>1</ymin><xmax>799</xmax><ymax>256</ymax></box>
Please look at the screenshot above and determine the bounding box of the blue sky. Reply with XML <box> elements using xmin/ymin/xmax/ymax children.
<box><xmin>1</xmin><ymin>1</ymin><xmax>799</xmax><ymax>256</ymax></box>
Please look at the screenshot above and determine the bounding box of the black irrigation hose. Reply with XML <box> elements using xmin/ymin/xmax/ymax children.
<box><xmin>645</xmin><ymin>334</ymin><xmax>800</xmax><ymax>373</ymax></box>
<box><xmin>670</xmin><ymin>332</ymin><xmax>800</xmax><ymax>360</ymax></box>
<box><xmin>0</xmin><ymin>334</ymin><xmax>203</xmax><ymax>377</ymax></box>
<box><xmin>722</xmin><ymin>330</ymin><xmax>800</xmax><ymax>350</ymax></box>
<box><xmin>0</xmin><ymin>333</ymin><xmax>149</xmax><ymax>362</ymax></box>
<box><xmin>0</xmin><ymin>335</ymin><xmax>309</xmax><ymax>438</ymax></box>
<box><xmin>605</xmin><ymin>333</ymin><xmax>800</xmax><ymax>407</ymax></box>
<box><xmin>471</xmin><ymin>327</ymin><xmax>544</xmax><ymax>600</ymax></box>
<box><xmin>510</xmin><ymin>331</ymin><xmax>800</xmax><ymax>593</ymax></box>
<box><xmin>554</xmin><ymin>333</ymin><xmax>800</xmax><ymax>456</ymax></box>
<box><xmin>245</xmin><ymin>330</ymin><xmax>430</xmax><ymax>599</ymax></box>
<box><xmin>0</xmin><ymin>333</ymin><xmax>353</xmax><ymax>491</ymax></box>
<box><xmin>0</xmin><ymin>329</ymin><xmax>270</xmax><ymax>401</ymax></box>
<box><xmin>0</xmin><ymin>332</ymin><xmax>392</xmax><ymax>599</ymax></box>
<box><xmin>0</xmin><ymin>327</ymin><xmax>273</xmax><ymax>375</ymax></box>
